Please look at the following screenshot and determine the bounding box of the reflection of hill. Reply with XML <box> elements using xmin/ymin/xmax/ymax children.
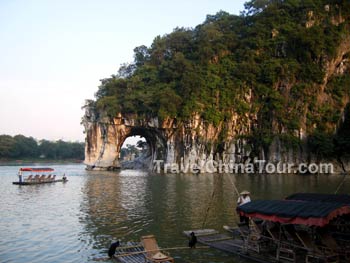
<box><xmin>79</xmin><ymin>170</ymin><xmax>149</xmax><ymax>247</ymax></box>
<box><xmin>138</xmin><ymin>173</ymin><xmax>235</xmax><ymax>247</ymax></box>
<box><xmin>79</xmin><ymin>171</ymin><xmax>238</xmax><ymax>249</ymax></box>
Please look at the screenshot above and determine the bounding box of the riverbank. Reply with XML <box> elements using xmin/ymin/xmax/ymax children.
<box><xmin>0</xmin><ymin>158</ymin><xmax>83</xmax><ymax>166</ymax></box>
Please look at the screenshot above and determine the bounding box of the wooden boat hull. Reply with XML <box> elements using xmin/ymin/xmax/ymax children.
<box><xmin>13</xmin><ymin>179</ymin><xmax>67</xmax><ymax>185</ymax></box>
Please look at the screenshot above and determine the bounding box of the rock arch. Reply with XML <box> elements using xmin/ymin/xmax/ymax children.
<box><xmin>82</xmin><ymin>106</ymin><xmax>255</xmax><ymax>172</ymax></box>
<box><xmin>83</xmin><ymin>112</ymin><xmax>168</xmax><ymax>170</ymax></box>
<box><xmin>119</xmin><ymin>127</ymin><xmax>167</xmax><ymax>169</ymax></box>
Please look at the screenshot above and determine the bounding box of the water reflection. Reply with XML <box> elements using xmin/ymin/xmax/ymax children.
<box><xmin>1</xmin><ymin>165</ymin><xmax>347</xmax><ymax>263</ymax></box>
<box><xmin>79</xmin><ymin>171</ymin><xmax>348</xmax><ymax>262</ymax></box>
<box><xmin>79</xmin><ymin>171</ymin><xmax>250</xmax><ymax>262</ymax></box>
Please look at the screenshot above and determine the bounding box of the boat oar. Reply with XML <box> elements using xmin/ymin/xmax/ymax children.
<box><xmin>114</xmin><ymin>245</ymin><xmax>210</xmax><ymax>258</ymax></box>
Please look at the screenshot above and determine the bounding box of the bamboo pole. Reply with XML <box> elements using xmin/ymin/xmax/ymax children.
<box><xmin>115</xmin><ymin>244</ymin><xmax>144</xmax><ymax>250</ymax></box>
<box><xmin>205</xmin><ymin>237</ymin><xmax>233</xmax><ymax>242</ymax></box>
<box><xmin>115</xmin><ymin>246</ymin><xmax>210</xmax><ymax>258</ymax></box>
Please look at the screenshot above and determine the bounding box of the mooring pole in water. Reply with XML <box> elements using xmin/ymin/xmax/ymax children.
<box><xmin>201</xmin><ymin>174</ymin><xmax>223</xmax><ymax>228</ymax></box>
<box><xmin>334</xmin><ymin>173</ymin><xmax>348</xmax><ymax>194</ymax></box>
<box><xmin>226</xmin><ymin>174</ymin><xmax>240</xmax><ymax>197</ymax></box>
<box><xmin>201</xmin><ymin>173</ymin><xmax>242</xmax><ymax>228</ymax></box>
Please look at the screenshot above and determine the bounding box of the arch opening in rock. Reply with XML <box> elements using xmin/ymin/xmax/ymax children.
<box><xmin>118</xmin><ymin>127</ymin><xmax>167</xmax><ymax>170</ymax></box>
<box><xmin>119</xmin><ymin>135</ymin><xmax>148</xmax><ymax>169</ymax></box>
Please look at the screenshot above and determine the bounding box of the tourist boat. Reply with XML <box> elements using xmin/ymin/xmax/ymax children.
<box><xmin>184</xmin><ymin>193</ymin><xmax>350</xmax><ymax>263</ymax></box>
<box><xmin>12</xmin><ymin>167</ymin><xmax>68</xmax><ymax>185</ymax></box>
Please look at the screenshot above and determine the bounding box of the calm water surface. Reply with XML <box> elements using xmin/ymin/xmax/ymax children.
<box><xmin>0</xmin><ymin>164</ymin><xmax>349</xmax><ymax>263</ymax></box>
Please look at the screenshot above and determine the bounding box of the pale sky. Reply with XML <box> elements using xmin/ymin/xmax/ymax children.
<box><xmin>0</xmin><ymin>0</ymin><xmax>246</xmax><ymax>142</ymax></box>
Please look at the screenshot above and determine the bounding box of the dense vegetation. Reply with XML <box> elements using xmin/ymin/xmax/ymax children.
<box><xmin>91</xmin><ymin>0</ymin><xmax>350</xmax><ymax>159</ymax></box>
<box><xmin>120</xmin><ymin>140</ymin><xmax>148</xmax><ymax>160</ymax></box>
<box><xmin>0</xmin><ymin>134</ymin><xmax>84</xmax><ymax>160</ymax></box>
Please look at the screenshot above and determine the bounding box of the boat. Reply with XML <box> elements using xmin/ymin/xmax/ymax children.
<box><xmin>110</xmin><ymin>235</ymin><xmax>174</xmax><ymax>263</ymax></box>
<box><xmin>184</xmin><ymin>193</ymin><xmax>350</xmax><ymax>263</ymax></box>
<box><xmin>286</xmin><ymin>192</ymin><xmax>350</xmax><ymax>238</ymax></box>
<box><xmin>111</xmin><ymin>241</ymin><xmax>146</xmax><ymax>263</ymax></box>
<box><xmin>12</xmin><ymin>167</ymin><xmax>68</xmax><ymax>185</ymax></box>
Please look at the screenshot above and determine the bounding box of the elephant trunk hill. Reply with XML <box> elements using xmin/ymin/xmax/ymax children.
<box><xmin>83</xmin><ymin>1</ymin><xmax>350</xmax><ymax>173</ymax></box>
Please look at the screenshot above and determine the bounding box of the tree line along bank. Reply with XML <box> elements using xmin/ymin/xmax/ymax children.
<box><xmin>0</xmin><ymin>134</ymin><xmax>84</xmax><ymax>160</ymax></box>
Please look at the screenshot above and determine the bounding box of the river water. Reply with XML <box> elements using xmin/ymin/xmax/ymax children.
<box><xmin>0</xmin><ymin>164</ymin><xmax>348</xmax><ymax>263</ymax></box>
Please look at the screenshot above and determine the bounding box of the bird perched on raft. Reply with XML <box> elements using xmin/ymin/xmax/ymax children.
<box><xmin>108</xmin><ymin>240</ymin><xmax>120</xmax><ymax>258</ymax></box>
<box><xmin>188</xmin><ymin>232</ymin><xmax>197</xmax><ymax>248</ymax></box>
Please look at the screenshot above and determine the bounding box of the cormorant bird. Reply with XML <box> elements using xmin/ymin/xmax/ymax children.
<box><xmin>108</xmin><ymin>240</ymin><xmax>120</xmax><ymax>258</ymax></box>
<box><xmin>188</xmin><ymin>232</ymin><xmax>197</xmax><ymax>248</ymax></box>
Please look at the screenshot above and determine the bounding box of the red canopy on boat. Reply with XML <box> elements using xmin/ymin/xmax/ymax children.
<box><xmin>20</xmin><ymin>168</ymin><xmax>54</xmax><ymax>172</ymax></box>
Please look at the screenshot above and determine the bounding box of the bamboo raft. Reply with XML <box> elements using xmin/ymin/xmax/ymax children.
<box><xmin>13</xmin><ymin>167</ymin><xmax>67</xmax><ymax>185</ymax></box>
<box><xmin>113</xmin><ymin>242</ymin><xmax>146</xmax><ymax>263</ymax></box>
<box><xmin>13</xmin><ymin>179</ymin><xmax>66</xmax><ymax>185</ymax></box>
<box><xmin>184</xmin><ymin>194</ymin><xmax>350</xmax><ymax>263</ymax></box>
<box><xmin>112</xmin><ymin>241</ymin><xmax>175</xmax><ymax>263</ymax></box>
<box><xmin>183</xmin><ymin>228</ymin><xmax>281</xmax><ymax>263</ymax></box>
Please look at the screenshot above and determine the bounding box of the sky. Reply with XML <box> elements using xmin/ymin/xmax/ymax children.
<box><xmin>0</xmin><ymin>0</ymin><xmax>246</xmax><ymax>142</ymax></box>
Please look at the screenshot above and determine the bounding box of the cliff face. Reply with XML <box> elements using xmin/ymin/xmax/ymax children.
<box><xmin>83</xmin><ymin>2</ymin><xmax>350</xmax><ymax>172</ymax></box>
<box><xmin>83</xmin><ymin>106</ymin><xmax>167</xmax><ymax>170</ymax></box>
<box><xmin>82</xmin><ymin>109</ymin><xmax>254</xmax><ymax>171</ymax></box>
<box><xmin>83</xmin><ymin>86</ymin><xmax>349</xmax><ymax>173</ymax></box>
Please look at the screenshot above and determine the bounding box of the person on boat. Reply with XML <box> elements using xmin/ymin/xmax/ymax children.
<box><xmin>62</xmin><ymin>174</ymin><xmax>67</xmax><ymax>182</ymax></box>
<box><xmin>237</xmin><ymin>190</ymin><xmax>251</xmax><ymax>206</ymax></box>
<box><xmin>188</xmin><ymin>232</ymin><xmax>197</xmax><ymax>248</ymax></box>
<box><xmin>237</xmin><ymin>190</ymin><xmax>251</xmax><ymax>224</ymax></box>
<box><xmin>18</xmin><ymin>171</ymin><xmax>23</xmax><ymax>183</ymax></box>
